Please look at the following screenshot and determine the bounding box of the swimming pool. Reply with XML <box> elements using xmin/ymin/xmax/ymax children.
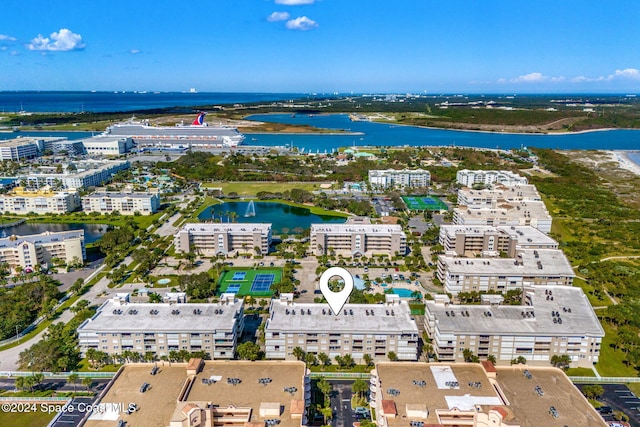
<box><xmin>390</xmin><ymin>288</ymin><xmax>415</xmax><ymax>297</ymax></box>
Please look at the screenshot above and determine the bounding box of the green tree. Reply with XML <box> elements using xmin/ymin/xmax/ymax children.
<box><xmin>317</xmin><ymin>378</ymin><xmax>333</xmax><ymax>406</ymax></box>
<box><xmin>82</xmin><ymin>377</ymin><xmax>92</xmax><ymax>391</ymax></box>
<box><xmin>550</xmin><ymin>354</ymin><xmax>572</xmax><ymax>371</ymax></box>
<box><xmin>582</xmin><ymin>384</ymin><xmax>604</xmax><ymax>400</ymax></box>
<box><xmin>352</xmin><ymin>379</ymin><xmax>368</xmax><ymax>399</ymax></box>
<box><xmin>363</xmin><ymin>353</ymin><xmax>373</xmax><ymax>368</ymax></box>
<box><xmin>236</xmin><ymin>342</ymin><xmax>261</xmax><ymax>361</ymax></box>
<box><xmin>292</xmin><ymin>346</ymin><xmax>306</xmax><ymax>361</ymax></box>
<box><xmin>68</xmin><ymin>373</ymin><xmax>80</xmax><ymax>393</ymax></box>
<box><xmin>318</xmin><ymin>352</ymin><xmax>331</xmax><ymax>369</ymax></box>
<box><xmin>387</xmin><ymin>351</ymin><xmax>398</xmax><ymax>361</ymax></box>
<box><xmin>305</xmin><ymin>352</ymin><xmax>318</xmax><ymax>366</ymax></box>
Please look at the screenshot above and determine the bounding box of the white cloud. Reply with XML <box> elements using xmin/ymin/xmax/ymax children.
<box><xmin>0</xmin><ymin>34</ymin><xmax>17</xmax><ymax>42</ymax></box>
<box><xmin>27</xmin><ymin>28</ymin><xmax>85</xmax><ymax>51</ymax></box>
<box><xmin>268</xmin><ymin>11</ymin><xmax>290</xmax><ymax>22</ymax></box>
<box><xmin>129</xmin><ymin>49</ymin><xmax>141</xmax><ymax>54</ymax></box>
<box><xmin>285</xmin><ymin>16</ymin><xmax>319</xmax><ymax>31</ymax></box>
<box><xmin>9</xmin><ymin>50</ymin><xmax>19</xmax><ymax>56</ymax></box>
<box><xmin>275</xmin><ymin>0</ymin><xmax>315</xmax><ymax>5</ymax></box>
<box><xmin>608</xmin><ymin>68</ymin><xmax>640</xmax><ymax>80</ymax></box>
<box><xmin>510</xmin><ymin>72</ymin><xmax>546</xmax><ymax>83</ymax></box>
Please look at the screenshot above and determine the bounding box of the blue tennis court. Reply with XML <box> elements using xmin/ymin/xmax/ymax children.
<box><xmin>250</xmin><ymin>274</ymin><xmax>275</xmax><ymax>292</ymax></box>
<box><xmin>226</xmin><ymin>283</ymin><xmax>241</xmax><ymax>293</ymax></box>
<box><xmin>232</xmin><ymin>271</ymin><xmax>247</xmax><ymax>281</ymax></box>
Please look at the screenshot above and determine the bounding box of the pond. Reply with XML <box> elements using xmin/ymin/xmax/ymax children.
<box><xmin>197</xmin><ymin>201</ymin><xmax>346</xmax><ymax>234</ymax></box>
<box><xmin>1</xmin><ymin>222</ymin><xmax>108</xmax><ymax>244</ymax></box>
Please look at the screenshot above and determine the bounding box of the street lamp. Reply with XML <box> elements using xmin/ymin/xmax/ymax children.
<box><xmin>15</xmin><ymin>324</ymin><xmax>21</xmax><ymax>342</ymax></box>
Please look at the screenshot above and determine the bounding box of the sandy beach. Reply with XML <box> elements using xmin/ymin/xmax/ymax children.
<box><xmin>609</xmin><ymin>150</ymin><xmax>640</xmax><ymax>176</ymax></box>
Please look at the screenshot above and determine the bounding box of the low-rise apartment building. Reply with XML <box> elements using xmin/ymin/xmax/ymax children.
<box><xmin>23</xmin><ymin>160</ymin><xmax>130</xmax><ymax>190</ymax></box>
<box><xmin>457</xmin><ymin>184</ymin><xmax>541</xmax><ymax>208</ymax></box>
<box><xmin>439</xmin><ymin>225</ymin><xmax>558</xmax><ymax>257</ymax></box>
<box><xmin>310</xmin><ymin>218</ymin><xmax>407</xmax><ymax>257</ymax></box>
<box><xmin>453</xmin><ymin>201</ymin><xmax>552</xmax><ymax>233</ymax></box>
<box><xmin>82</xmin><ymin>136</ymin><xmax>135</xmax><ymax>156</ymax></box>
<box><xmin>265</xmin><ymin>293</ymin><xmax>419</xmax><ymax>362</ymax></box>
<box><xmin>0</xmin><ymin>230</ymin><xmax>85</xmax><ymax>271</ymax></box>
<box><xmin>456</xmin><ymin>169</ymin><xmax>528</xmax><ymax>187</ymax></box>
<box><xmin>82</xmin><ymin>192</ymin><xmax>160</xmax><ymax>215</ymax></box>
<box><xmin>174</xmin><ymin>222</ymin><xmax>272</xmax><ymax>256</ymax></box>
<box><xmin>424</xmin><ymin>286</ymin><xmax>604</xmax><ymax>368</ymax></box>
<box><xmin>437</xmin><ymin>248</ymin><xmax>574</xmax><ymax>295</ymax></box>
<box><xmin>368</xmin><ymin>169</ymin><xmax>431</xmax><ymax>189</ymax></box>
<box><xmin>0</xmin><ymin>187</ymin><xmax>80</xmax><ymax>214</ymax></box>
<box><xmin>77</xmin><ymin>293</ymin><xmax>244</xmax><ymax>360</ymax></box>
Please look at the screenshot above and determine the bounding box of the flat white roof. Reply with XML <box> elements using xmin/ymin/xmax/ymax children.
<box><xmin>311</xmin><ymin>223</ymin><xmax>404</xmax><ymax>234</ymax></box>
<box><xmin>266</xmin><ymin>300</ymin><xmax>418</xmax><ymax>335</ymax></box>
<box><xmin>427</xmin><ymin>285</ymin><xmax>604</xmax><ymax>337</ymax></box>
<box><xmin>454</xmin><ymin>200</ymin><xmax>551</xmax><ymax>221</ymax></box>
<box><xmin>79</xmin><ymin>299</ymin><xmax>243</xmax><ymax>333</ymax></box>
<box><xmin>84</xmin><ymin>192</ymin><xmax>157</xmax><ymax>200</ymax></box>
<box><xmin>440</xmin><ymin>225</ymin><xmax>558</xmax><ymax>247</ymax></box>
<box><xmin>439</xmin><ymin>248</ymin><xmax>574</xmax><ymax>277</ymax></box>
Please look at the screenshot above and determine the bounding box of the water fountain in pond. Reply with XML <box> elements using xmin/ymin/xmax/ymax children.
<box><xmin>244</xmin><ymin>200</ymin><xmax>256</xmax><ymax>217</ymax></box>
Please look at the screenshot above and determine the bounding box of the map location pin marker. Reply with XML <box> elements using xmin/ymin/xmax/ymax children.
<box><xmin>319</xmin><ymin>267</ymin><xmax>354</xmax><ymax>316</ymax></box>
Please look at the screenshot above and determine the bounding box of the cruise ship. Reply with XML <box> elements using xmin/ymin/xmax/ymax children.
<box><xmin>103</xmin><ymin>113</ymin><xmax>245</xmax><ymax>150</ymax></box>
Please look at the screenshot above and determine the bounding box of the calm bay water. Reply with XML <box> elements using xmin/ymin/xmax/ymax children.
<box><xmin>198</xmin><ymin>202</ymin><xmax>345</xmax><ymax>234</ymax></box>
<box><xmin>2</xmin><ymin>222</ymin><xmax>107</xmax><ymax>243</ymax></box>
<box><xmin>245</xmin><ymin>113</ymin><xmax>640</xmax><ymax>152</ymax></box>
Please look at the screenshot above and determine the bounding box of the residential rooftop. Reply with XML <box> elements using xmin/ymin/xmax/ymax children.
<box><xmin>440</xmin><ymin>225</ymin><xmax>558</xmax><ymax>248</ymax></box>
<box><xmin>266</xmin><ymin>294</ymin><xmax>418</xmax><ymax>335</ymax></box>
<box><xmin>374</xmin><ymin>362</ymin><xmax>606</xmax><ymax>427</ymax></box>
<box><xmin>439</xmin><ymin>248</ymin><xmax>574</xmax><ymax>277</ymax></box>
<box><xmin>78</xmin><ymin>294</ymin><xmax>243</xmax><ymax>334</ymax></box>
<box><xmin>0</xmin><ymin>230</ymin><xmax>84</xmax><ymax>249</ymax></box>
<box><xmin>180</xmin><ymin>222</ymin><xmax>272</xmax><ymax>233</ymax></box>
<box><xmin>83</xmin><ymin>192</ymin><xmax>158</xmax><ymax>200</ymax></box>
<box><xmin>310</xmin><ymin>223</ymin><xmax>404</xmax><ymax>234</ymax></box>
<box><xmin>426</xmin><ymin>285</ymin><xmax>604</xmax><ymax>337</ymax></box>
<box><xmin>85</xmin><ymin>361</ymin><xmax>307</xmax><ymax>427</ymax></box>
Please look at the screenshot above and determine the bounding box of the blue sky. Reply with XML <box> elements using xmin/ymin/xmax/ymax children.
<box><xmin>1</xmin><ymin>0</ymin><xmax>639</xmax><ymax>93</ymax></box>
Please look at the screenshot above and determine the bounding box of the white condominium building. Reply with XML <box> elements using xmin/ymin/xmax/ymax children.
<box><xmin>457</xmin><ymin>184</ymin><xmax>541</xmax><ymax>208</ymax></box>
<box><xmin>78</xmin><ymin>293</ymin><xmax>244</xmax><ymax>360</ymax></box>
<box><xmin>453</xmin><ymin>200</ymin><xmax>552</xmax><ymax>234</ymax></box>
<box><xmin>0</xmin><ymin>138</ymin><xmax>42</xmax><ymax>160</ymax></box>
<box><xmin>265</xmin><ymin>294</ymin><xmax>419</xmax><ymax>362</ymax></box>
<box><xmin>0</xmin><ymin>187</ymin><xmax>80</xmax><ymax>214</ymax></box>
<box><xmin>174</xmin><ymin>222</ymin><xmax>272</xmax><ymax>256</ymax></box>
<box><xmin>439</xmin><ymin>225</ymin><xmax>558</xmax><ymax>257</ymax></box>
<box><xmin>368</xmin><ymin>169</ymin><xmax>431</xmax><ymax>189</ymax></box>
<box><xmin>310</xmin><ymin>218</ymin><xmax>406</xmax><ymax>257</ymax></box>
<box><xmin>82</xmin><ymin>192</ymin><xmax>160</xmax><ymax>215</ymax></box>
<box><xmin>23</xmin><ymin>160</ymin><xmax>130</xmax><ymax>190</ymax></box>
<box><xmin>456</xmin><ymin>169</ymin><xmax>528</xmax><ymax>187</ymax></box>
<box><xmin>424</xmin><ymin>286</ymin><xmax>604</xmax><ymax>368</ymax></box>
<box><xmin>0</xmin><ymin>230</ymin><xmax>85</xmax><ymax>271</ymax></box>
<box><xmin>437</xmin><ymin>248</ymin><xmax>575</xmax><ymax>295</ymax></box>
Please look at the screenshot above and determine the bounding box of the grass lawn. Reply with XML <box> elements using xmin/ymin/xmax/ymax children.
<box><xmin>77</xmin><ymin>358</ymin><xmax>122</xmax><ymax>372</ymax></box>
<box><xmin>565</xmin><ymin>367</ymin><xmax>596</xmax><ymax>377</ymax></box>
<box><xmin>595</xmin><ymin>322</ymin><xmax>637</xmax><ymax>377</ymax></box>
<box><xmin>0</xmin><ymin>409</ymin><xmax>56</xmax><ymax>427</ymax></box>
<box><xmin>573</xmin><ymin>277</ymin><xmax>611</xmax><ymax>308</ymax></box>
<box><xmin>201</xmin><ymin>181</ymin><xmax>333</xmax><ymax>195</ymax></box>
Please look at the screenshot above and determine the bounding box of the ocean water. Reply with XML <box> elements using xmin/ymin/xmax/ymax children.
<box><xmin>244</xmin><ymin>113</ymin><xmax>640</xmax><ymax>151</ymax></box>
<box><xmin>0</xmin><ymin>91</ymin><xmax>317</xmax><ymax>113</ymax></box>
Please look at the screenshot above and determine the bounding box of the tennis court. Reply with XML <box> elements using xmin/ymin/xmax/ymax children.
<box><xmin>218</xmin><ymin>268</ymin><xmax>282</xmax><ymax>296</ymax></box>
<box><xmin>402</xmin><ymin>195</ymin><xmax>448</xmax><ymax>211</ymax></box>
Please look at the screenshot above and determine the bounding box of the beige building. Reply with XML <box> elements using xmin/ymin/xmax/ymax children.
<box><xmin>83</xmin><ymin>361</ymin><xmax>309</xmax><ymax>427</ymax></box>
<box><xmin>370</xmin><ymin>362</ymin><xmax>606</xmax><ymax>427</ymax></box>
<box><xmin>265</xmin><ymin>293</ymin><xmax>419</xmax><ymax>362</ymax></box>
<box><xmin>0</xmin><ymin>230</ymin><xmax>85</xmax><ymax>272</ymax></box>
<box><xmin>457</xmin><ymin>184</ymin><xmax>542</xmax><ymax>207</ymax></box>
<box><xmin>310</xmin><ymin>218</ymin><xmax>407</xmax><ymax>257</ymax></box>
<box><xmin>437</xmin><ymin>249</ymin><xmax>574</xmax><ymax>295</ymax></box>
<box><xmin>82</xmin><ymin>192</ymin><xmax>160</xmax><ymax>215</ymax></box>
<box><xmin>453</xmin><ymin>201</ymin><xmax>552</xmax><ymax>234</ymax></box>
<box><xmin>77</xmin><ymin>293</ymin><xmax>244</xmax><ymax>360</ymax></box>
<box><xmin>174</xmin><ymin>223</ymin><xmax>272</xmax><ymax>256</ymax></box>
<box><xmin>368</xmin><ymin>169</ymin><xmax>431</xmax><ymax>189</ymax></box>
<box><xmin>439</xmin><ymin>225</ymin><xmax>558</xmax><ymax>257</ymax></box>
<box><xmin>0</xmin><ymin>186</ymin><xmax>80</xmax><ymax>214</ymax></box>
<box><xmin>424</xmin><ymin>286</ymin><xmax>604</xmax><ymax>368</ymax></box>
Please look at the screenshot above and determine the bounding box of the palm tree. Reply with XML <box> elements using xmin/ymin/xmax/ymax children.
<box><xmin>363</xmin><ymin>353</ymin><xmax>373</xmax><ymax>368</ymax></box>
<box><xmin>352</xmin><ymin>379</ymin><xmax>369</xmax><ymax>400</ymax></box>
<box><xmin>68</xmin><ymin>373</ymin><xmax>80</xmax><ymax>393</ymax></box>
<box><xmin>320</xmin><ymin>406</ymin><xmax>333</xmax><ymax>424</ymax></box>
<box><xmin>318</xmin><ymin>352</ymin><xmax>331</xmax><ymax>370</ymax></box>
<box><xmin>82</xmin><ymin>377</ymin><xmax>92</xmax><ymax>392</ymax></box>
<box><xmin>292</xmin><ymin>346</ymin><xmax>305</xmax><ymax>361</ymax></box>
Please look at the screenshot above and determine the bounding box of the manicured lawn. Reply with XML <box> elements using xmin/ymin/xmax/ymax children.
<box><xmin>201</xmin><ymin>181</ymin><xmax>333</xmax><ymax>195</ymax></box>
<box><xmin>595</xmin><ymin>322</ymin><xmax>637</xmax><ymax>377</ymax></box>
<box><xmin>565</xmin><ymin>367</ymin><xmax>596</xmax><ymax>377</ymax></box>
<box><xmin>0</xmin><ymin>409</ymin><xmax>56</xmax><ymax>427</ymax></box>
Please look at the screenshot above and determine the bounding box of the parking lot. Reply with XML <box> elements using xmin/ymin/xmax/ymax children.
<box><xmin>577</xmin><ymin>383</ymin><xmax>640</xmax><ymax>427</ymax></box>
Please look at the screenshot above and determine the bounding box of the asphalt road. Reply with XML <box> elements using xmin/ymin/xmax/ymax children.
<box><xmin>329</xmin><ymin>380</ymin><xmax>354</xmax><ymax>427</ymax></box>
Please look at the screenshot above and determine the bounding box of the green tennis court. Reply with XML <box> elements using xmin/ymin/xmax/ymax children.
<box><xmin>218</xmin><ymin>268</ymin><xmax>282</xmax><ymax>296</ymax></box>
<box><xmin>402</xmin><ymin>196</ymin><xmax>448</xmax><ymax>211</ymax></box>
